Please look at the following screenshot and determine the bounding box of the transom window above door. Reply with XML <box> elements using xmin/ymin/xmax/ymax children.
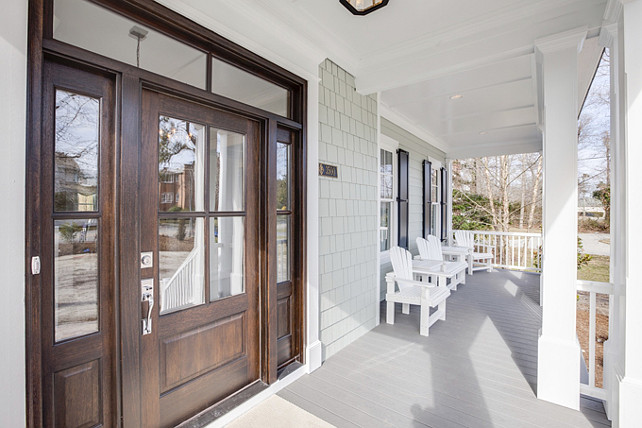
<box><xmin>52</xmin><ymin>0</ymin><xmax>293</xmax><ymax>118</ymax></box>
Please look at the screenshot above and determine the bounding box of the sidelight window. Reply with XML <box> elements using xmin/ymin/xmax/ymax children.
<box><xmin>53</xmin><ymin>89</ymin><xmax>101</xmax><ymax>342</ymax></box>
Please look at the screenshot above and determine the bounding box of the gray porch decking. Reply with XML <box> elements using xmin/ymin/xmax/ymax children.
<box><xmin>279</xmin><ymin>270</ymin><xmax>610</xmax><ymax>428</ymax></box>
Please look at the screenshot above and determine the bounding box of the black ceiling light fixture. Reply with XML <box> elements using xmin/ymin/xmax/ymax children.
<box><xmin>340</xmin><ymin>0</ymin><xmax>389</xmax><ymax>15</ymax></box>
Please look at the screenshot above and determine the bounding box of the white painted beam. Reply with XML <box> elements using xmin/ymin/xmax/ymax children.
<box><xmin>535</xmin><ymin>27</ymin><xmax>587</xmax><ymax>411</ymax></box>
<box><xmin>446</xmin><ymin>138</ymin><xmax>542</xmax><ymax>160</ymax></box>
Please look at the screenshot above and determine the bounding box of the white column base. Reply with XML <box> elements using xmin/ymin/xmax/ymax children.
<box><xmin>618</xmin><ymin>375</ymin><xmax>642</xmax><ymax>427</ymax></box>
<box><xmin>306</xmin><ymin>340</ymin><xmax>323</xmax><ymax>373</ymax></box>
<box><xmin>537</xmin><ymin>330</ymin><xmax>581</xmax><ymax>410</ymax></box>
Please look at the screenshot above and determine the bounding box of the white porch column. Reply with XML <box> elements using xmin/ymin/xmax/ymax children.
<box><xmin>535</xmin><ymin>28</ymin><xmax>586</xmax><ymax>410</ymax></box>
<box><xmin>617</xmin><ymin>1</ymin><xmax>642</xmax><ymax>425</ymax></box>
<box><xmin>306</xmin><ymin>72</ymin><xmax>323</xmax><ymax>372</ymax></box>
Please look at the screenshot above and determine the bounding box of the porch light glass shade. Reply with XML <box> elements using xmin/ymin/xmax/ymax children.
<box><xmin>340</xmin><ymin>0</ymin><xmax>389</xmax><ymax>15</ymax></box>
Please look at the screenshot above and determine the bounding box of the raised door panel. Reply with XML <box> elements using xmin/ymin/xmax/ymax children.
<box><xmin>53</xmin><ymin>361</ymin><xmax>101</xmax><ymax>428</ymax></box>
<box><xmin>160</xmin><ymin>313</ymin><xmax>246</xmax><ymax>392</ymax></box>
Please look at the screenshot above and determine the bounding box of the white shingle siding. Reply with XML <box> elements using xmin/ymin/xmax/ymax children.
<box><xmin>318</xmin><ymin>59</ymin><xmax>378</xmax><ymax>360</ymax></box>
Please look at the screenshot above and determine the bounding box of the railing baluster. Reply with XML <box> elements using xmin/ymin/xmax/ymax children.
<box><xmin>576</xmin><ymin>280</ymin><xmax>614</xmax><ymax>400</ymax></box>
<box><xmin>589</xmin><ymin>291</ymin><xmax>597</xmax><ymax>388</ymax></box>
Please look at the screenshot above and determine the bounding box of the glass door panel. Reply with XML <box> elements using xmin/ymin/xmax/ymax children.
<box><xmin>54</xmin><ymin>219</ymin><xmax>99</xmax><ymax>342</ymax></box>
<box><xmin>209</xmin><ymin>216</ymin><xmax>245</xmax><ymax>301</ymax></box>
<box><xmin>158</xmin><ymin>117</ymin><xmax>205</xmax><ymax>212</ymax></box>
<box><xmin>159</xmin><ymin>217</ymin><xmax>205</xmax><ymax>314</ymax></box>
<box><xmin>54</xmin><ymin>90</ymin><xmax>100</xmax><ymax>212</ymax></box>
<box><xmin>209</xmin><ymin>128</ymin><xmax>246</xmax><ymax>212</ymax></box>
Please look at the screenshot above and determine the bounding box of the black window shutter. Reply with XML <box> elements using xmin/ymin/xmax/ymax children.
<box><xmin>440</xmin><ymin>167</ymin><xmax>448</xmax><ymax>241</ymax></box>
<box><xmin>423</xmin><ymin>160</ymin><xmax>432</xmax><ymax>238</ymax></box>
<box><xmin>398</xmin><ymin>149</ymin><xmax>409</xmax><ymax>249</ymax></box>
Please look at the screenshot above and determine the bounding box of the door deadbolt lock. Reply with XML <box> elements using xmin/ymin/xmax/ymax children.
<box><xmin>141</xmin><ymin>279</ymin><xmax>154</xmax><ymax>335</ymax></box>
<box><xmin>140</xmin><ymin>251</ymin><xmax>153</xmax><ymax>269</ymax></box>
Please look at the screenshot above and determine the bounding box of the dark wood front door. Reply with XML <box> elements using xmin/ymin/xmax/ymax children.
<box><xmin>139</xmin><ymin>91</ymin><xmax>261</xmax><ymax>427</ymax></box>
<box><xmin>40</xmin><ymin>61</ymin><xmax>117</xmax><ymax>427</ymax></box>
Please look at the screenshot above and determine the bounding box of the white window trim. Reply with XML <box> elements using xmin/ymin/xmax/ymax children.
<box><xmin>427</xmin><ymin>157</ymin><xmax>442</xmax><ymax>239</ymax></box>
<box><xmin>379</xmin><ymin>134</ymin><xmax>399</xmax><ymax>264</ymax></box>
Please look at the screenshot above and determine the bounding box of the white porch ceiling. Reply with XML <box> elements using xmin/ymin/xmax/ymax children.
<box><xmin>158</xmin><ymin>0</ymin><xmax>608</xmax><ymax>158</ymax></box>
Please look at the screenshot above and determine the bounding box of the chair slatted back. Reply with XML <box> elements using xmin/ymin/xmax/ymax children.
<box><xmin>417</xmin><ymin>236</ymin><xmax>443</xmax><ymax>260</ymax></box>
<box><xmin>454</xmin><ymin>230</ymin><xmax>474</xmax><ymax>249</ymax></box>
<box><xmin>390</xmin><ymin>246</ymin><xmax>414</xmax><ymax>290</ymax></box>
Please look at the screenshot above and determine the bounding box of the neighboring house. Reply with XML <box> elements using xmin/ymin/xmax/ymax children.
<box><xmin>2</xmin><ymin>1</ymin><xmax>642</xmax><ymax>427</ymax></box>
<box><xmin>579</xmin><ymin>197</ymin><xmax>607</xmax><ymax>220</ymax></box>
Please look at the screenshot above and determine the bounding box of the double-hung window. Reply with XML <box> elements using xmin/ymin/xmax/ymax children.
<box><xmin>424</xmin><ymin>158</ymin><xmax>443</xmax><ymax>239</ymax></box>
<box><xmin>431</xmin><ymin>167</ymin><xmax>440</xmax><ymax>237</ymax></box>
<box><xmin>379</xmin><ymin>136</ymin><xmax>398</xmax><ymax>258</ymax></box>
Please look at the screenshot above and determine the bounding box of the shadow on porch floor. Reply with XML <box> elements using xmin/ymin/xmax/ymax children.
<box><xmin>279</xmin><ymin>270</ymin><xmax>610</xmax><ymax>428</ymax></box>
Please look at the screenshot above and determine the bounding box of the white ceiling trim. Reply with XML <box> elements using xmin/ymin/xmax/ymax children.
<box><xmin>380</xmin><ymin>102</ymin><xmax>449</xmax><ymax>153</ymax></box>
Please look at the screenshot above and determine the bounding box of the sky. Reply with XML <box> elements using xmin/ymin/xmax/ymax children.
<box><xmin>577</xmin><ymin>49</ymin><xmax>610</xmax><ymax>200</ymax></box>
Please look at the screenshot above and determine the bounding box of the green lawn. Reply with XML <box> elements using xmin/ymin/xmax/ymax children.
<box><xmin>577</xmin><ymin>255</ymin><xmax>610</xmax><ymax>283</ymax></box>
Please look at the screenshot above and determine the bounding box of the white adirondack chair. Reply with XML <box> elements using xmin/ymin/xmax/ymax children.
<box><xmin>386</xmin><ymin>246</ymin><xmax>450</xmax><ymax>336</ymax></box>
<box><xmin>416</xmin><ymin>235</ymin><xmax>468</xmax><ymax>288</ymax></box>
<box><xmin>416</xmin><ymin>235</ymin><xmax>444</xmax><ymax>261</ymax></box>
<box><xmin>454</xmin><ymin>230</ymin><xmax>494</xmax><ymax>272</ymax></box>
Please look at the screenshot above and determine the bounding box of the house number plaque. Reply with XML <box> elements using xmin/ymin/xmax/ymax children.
<box><xmin>319</xmin><ymin>163</ymin><xmax>338</xmax><ymax>178</ymax></box>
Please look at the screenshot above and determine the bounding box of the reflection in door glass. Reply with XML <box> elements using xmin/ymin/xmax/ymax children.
<box><xmin>54</xmin><ymin>219</ymin><xmax>99</xmax><ymax>342</ymax></box>
<box><xmin>158</xmin><ymin>117</ymin><xmax>205</xmax><ymax>212</ymax></box>
<box><xmin>159</xmin><ymin>217</ymin><xmax>205</xmax><ymax>314</ymax></box>
<box><xmin>277</xmin><ymin>216</ymin><xmax>290</xmax><ymax>283</ymax></box>
<box><xmin>276</xmin><ymin>143</ymin><xmax>290</xmax><ymax>210</ymax></box>
<box><xmin>209</xmin><ymin>128</ymin><xmax>245</xmax><ymax>212</ymax></box>
<box><xmin>210</xmin><ymin>217</ymin><xmax>245</xmax><ymax>301</ymax></box>
<box><xmin>54</xmin><ymin>90</ymin><xmax>99</xmax><ymax>212</ymax></box>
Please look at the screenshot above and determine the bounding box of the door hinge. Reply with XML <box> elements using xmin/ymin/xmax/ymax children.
<box><xmin>31</xmin><ymin>256</ymin><xmax>41</xmax><ymax>275</ymax></box>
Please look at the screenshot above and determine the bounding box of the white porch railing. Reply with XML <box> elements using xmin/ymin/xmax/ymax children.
<box><xmin>453</xmin><ymin>230</ymin><xmax>542</xmax><ymax>272</ymax></box>
<box><xmin>576</xmin><ymin>279</ymin><xmax>614</xmax><ymax>401</ymax></box>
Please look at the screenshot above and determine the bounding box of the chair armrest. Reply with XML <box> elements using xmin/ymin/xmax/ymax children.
<box><xmin>395</xmin><ymin>277</ymin><xmax>437</xmax><ymax>289</ymax></box>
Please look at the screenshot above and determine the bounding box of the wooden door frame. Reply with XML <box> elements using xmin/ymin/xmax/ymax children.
<box><xmin>26</xmin><ymin>0</ymin><xmax>307</xmax><ymax>426</ymax></box>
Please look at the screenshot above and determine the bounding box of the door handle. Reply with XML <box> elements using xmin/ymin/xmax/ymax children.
<box><xmin>141</xmin><ymin>279</ymin><xmax>154</xmax><ymax>335</ymax></box>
